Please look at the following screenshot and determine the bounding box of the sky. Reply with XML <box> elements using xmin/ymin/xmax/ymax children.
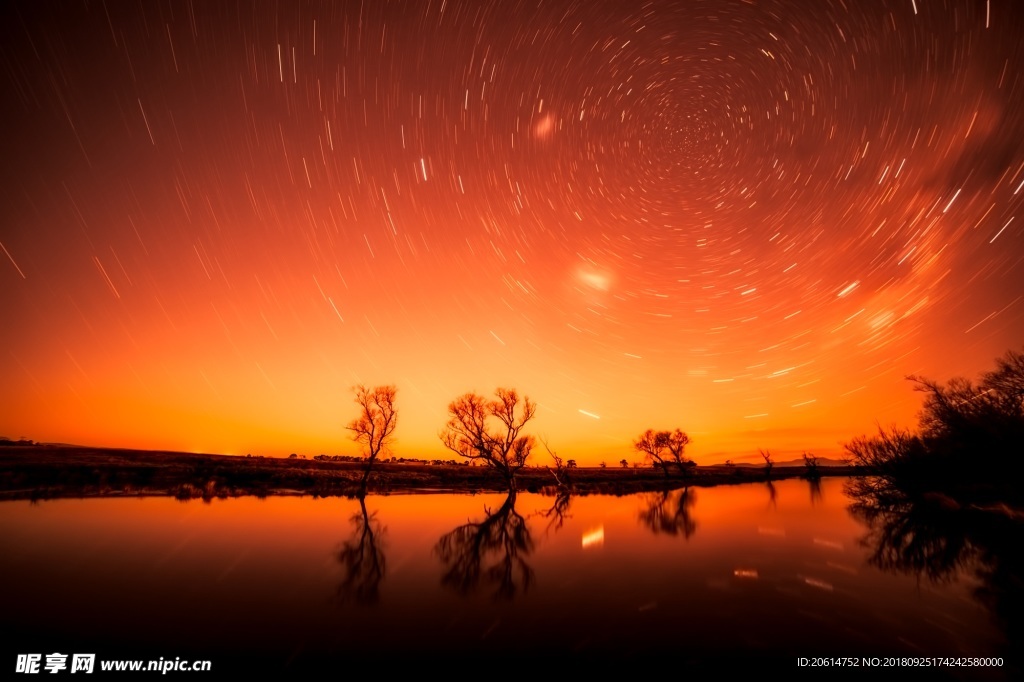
<box><xmin>1</xmin><ymin>0</ymin><xmax>1023</xmax><ymax>465</ymax></box>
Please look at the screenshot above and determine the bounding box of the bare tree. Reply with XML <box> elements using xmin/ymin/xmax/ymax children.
<box><xmin>634</xmin><ymin>428</ymin><xmax>694</xmax><ymax>477</ymax></box>
<box><xmin>541</xmin><ymin>437</ymin><xmax>569</xmax><ymax>488</ymax></box>
<box><xmin>843</xmin><ymin>425</ymin><xmax>925</xmax><ymax>483</ymax></box>
<box><xmin>440</xmin><ymin>387</ymin><xmax>536</xmax><ymax>489</ymax></box>
<box><xmin>802</xmin><ymin>451</ymin><xmax>821</xmax><ymax>480</ymax></box>
<box><xmin>760</xmin><ymin>448</ymin><xmax>773</xmax><ymax>480</ymax></box>
<box><xmin>541</xmin><ymin>437</ymin><xmax>563</xmax><ymax>470</ymax></box>
<box><xmin>664</xmin><ymin>429</ymin><xmax>691</xmax><ymax>467</ymax></box>
<box><xmin>347</xmin><ymin>384</ymin><xmax>398</xmax><ymax>491</ymax></box>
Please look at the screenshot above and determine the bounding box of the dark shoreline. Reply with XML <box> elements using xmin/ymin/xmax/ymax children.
<box><xmin>0</xmin><ymin>444</ymin><xmax>862</xmax><ymax>501</ymax></box>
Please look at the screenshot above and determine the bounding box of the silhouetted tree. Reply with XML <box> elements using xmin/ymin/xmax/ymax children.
<box><xmin>760</xmin><ymin>449</ymin><xmax>773</xmax><ymax>480</ymax></box>
<box><xmin>802</xmin><ymin>452</ymin><xmax>821</xmax><ymax>480</ymax></box>
<box><xmin>434</xmin><ymin>492</ymin><xmax>534</xmax><ymax>600</ymax></box>
<box><xmin>336</xmin><ymin>497</ymin><xmax>386</xmax><ymax>605</ymax></box>
<box><xmin>840</xmin><ymin>348</ymin><xmax>1024</xmax><ymax>667</ymax></box>
<box><xmin>566</xmin><ymin>459</ymin><xmax>578</xmax><ymax>469</ymax></box>
<box><xmin>620</xmin><ymin>459</ymin><xmax>629</xmax><ymax>468</ymax></box>
<box><xmin>441</xmin><ymin>388</ymin><xmax>536</xmax><ymax>489</ymax></box>
<box><xmin>541</xmin><ymin>437</ymin><xmax>570</xmax><ymax>488</ymax></box>
<box><xmin>634</xmin><ymin>428</ymin><xmax>694</xmax><ymax>477</ymax></box>
<box><xmin>541</xmin><ymin>437</ymin><xmax>563</xmax><ymax>470</ymax></box>
<box><xmin>347</xmin><ymin>384</ymin><xmax>398</xmax><ymax>491</ymax></box>
<box><xmin>845</xmin><ymin>348</ymin><xmax>1024</xmax><ymax>505</ymax></box>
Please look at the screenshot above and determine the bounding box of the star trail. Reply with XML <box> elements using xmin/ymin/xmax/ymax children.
<box><xmin>2</xmin><ymin>0</ymin><xmax>1022</xmax><ymax>464</ymax></box>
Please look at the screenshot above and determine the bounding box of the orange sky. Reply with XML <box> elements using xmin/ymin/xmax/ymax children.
<box><xmin>2</xmin><ymin>1</ymin><xmax>1023</xmax><ymax>465</ymax></box>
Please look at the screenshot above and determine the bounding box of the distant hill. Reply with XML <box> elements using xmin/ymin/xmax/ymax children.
<box><xmin>721</xmin><ymin>457</ymin><xmax>848</xmax><ymax>468</ymax></box>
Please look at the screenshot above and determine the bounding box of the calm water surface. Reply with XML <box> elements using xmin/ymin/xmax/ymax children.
<box><xmin>0</xmin><ymin>478</ymin><xmax>1013</xmax><ymax>675</ymax></box>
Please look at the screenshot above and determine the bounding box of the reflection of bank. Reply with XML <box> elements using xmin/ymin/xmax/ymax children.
<box><xmin>847</xmin><ymin>479</ymin><xmax>1023</xmax><ymax>673</ymax></box>
<box><xmin>638</xmin><ymin>486</ymin><xmax>697</xmax><ymax>539</ymax></box>
<box><xmin>335</xmin><ymin>496</ymin><xmax>387</xmax><ymax>606</ymax></box>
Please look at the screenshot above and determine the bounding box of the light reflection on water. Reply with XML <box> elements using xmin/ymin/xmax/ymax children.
<box><xmin>0</xmin><ymin>478</ymin><xmax>1012</xmax><ymax>674</ymax></box>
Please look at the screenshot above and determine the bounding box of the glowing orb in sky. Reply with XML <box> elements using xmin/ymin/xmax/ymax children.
<box><xmin>533</xmin><ymin>114</ymin><xmax>555</xmax><ymax>140</ymax></box>
<box><xmin>576</xmin><ymin>268</ymin><xmax>611</xmax><ymax>291</ymax></box>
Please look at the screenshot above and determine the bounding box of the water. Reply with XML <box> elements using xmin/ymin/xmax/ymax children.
<box><xmin>0</xmin><ymin>478</ymin><xmax>1014</xmax><ymax>676</ymax></box>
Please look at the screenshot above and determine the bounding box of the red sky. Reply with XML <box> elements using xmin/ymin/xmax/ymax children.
<box><xmin>2</xmin><ymin>1</ymin><xmax>1023</xmax><ymax>465</ymax></box>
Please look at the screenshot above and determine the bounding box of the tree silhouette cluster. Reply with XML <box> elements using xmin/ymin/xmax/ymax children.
<box><xmin>845</xmin><ymin>348</ymin><xmax>1024</xmax><ymax>503</ymax></box>
<box><xmin>633</xmin><ymin>428</ymin><xmax>694</xmax><ymax>477</ymax></box>
<box><xmin>346</xmin><ymin>385</ymin><xmax>707</xmax><ymax>492</ymax></box>
<box><xmin>346</xmin><ymin>385</ymin><xmax>538</xmax><ymax>491</ymax></box>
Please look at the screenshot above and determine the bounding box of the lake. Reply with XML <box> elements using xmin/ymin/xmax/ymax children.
<box><xmin>0</xmin><ymin>477</ymin><xmax>1014</xmax><ymax>676</ymax></box>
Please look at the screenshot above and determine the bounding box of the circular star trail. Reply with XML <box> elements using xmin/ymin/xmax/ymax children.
<box><xmin>1</xmin><ymin>0</ymin><xmax>1022</xmax><ymax>463</ymax></box>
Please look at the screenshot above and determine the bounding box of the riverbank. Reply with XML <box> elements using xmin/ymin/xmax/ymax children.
<box><xmin>0</xmin><ymin>444</ymin><xmax>862</xmax><ymax>501</ymax></box>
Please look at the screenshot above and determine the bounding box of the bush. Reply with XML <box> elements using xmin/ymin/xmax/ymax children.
<box><xmin>845</xmin><ymin>348</ymin><xmax>1024</xmax><ymax>501</ymax></box>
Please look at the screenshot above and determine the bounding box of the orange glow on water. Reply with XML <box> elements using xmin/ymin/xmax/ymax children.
<box><xmin>581</xmin><ymin>526</ymin><xmax>605</xmax><ymax>548</ymax></box>
<box><xmin>1</xmin><ymin>478</ymin><xmax>1003</xmax><ymax>664</ymax></box>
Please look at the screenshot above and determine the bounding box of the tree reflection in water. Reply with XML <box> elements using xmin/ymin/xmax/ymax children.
<box><xmin>434</xmin><ymin>491</ymin><xmax>534</xmax><ymax>600</ymax></box>
<box><xmin>335</xmin><ymin>496</ymin><xmax>387</xmax><ymax>606</ymax></box>
<box><xmin>847</xmin><ymin>478</ymin><xmax>1023</xmax><ymax>668</ymax></box>
<box><xmin>808</xmin><ymin>477</ymin><xmax>822</xmax><ymax>506</ymax></box>
<box><xmin>638</xmin><ymin>486</ymin><xmax>697</xmax><ymax>539</ymax></box>
<box><xmin>535</xmin><ymin>488</ymin><xmax>572</xmax><ymax>535</ymax></box>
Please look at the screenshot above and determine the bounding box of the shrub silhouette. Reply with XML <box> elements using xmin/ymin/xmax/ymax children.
<box><xmin>845</xmin><ymin>348</ymin><xmax>1024</xmax><ymax>503</ymax></box>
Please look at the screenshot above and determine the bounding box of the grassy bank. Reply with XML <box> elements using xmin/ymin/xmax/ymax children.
<box><xmin>0</xmin><ymin>444</ymin><xmax>862</xmax><ymax>501</ymax></box>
